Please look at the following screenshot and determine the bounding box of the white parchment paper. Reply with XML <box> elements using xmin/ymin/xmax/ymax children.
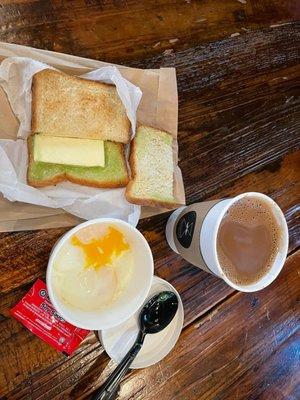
<box><xmin>0</xmin><ymin>57</ymin><xmax>142</xmax><ymax>225</ymax></box>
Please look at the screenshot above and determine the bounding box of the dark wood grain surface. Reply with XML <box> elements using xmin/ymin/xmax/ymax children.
<box><xmin>0</xmin><ymin>1</ymin><xmax>299</xmax><ymax>399</ymax></box>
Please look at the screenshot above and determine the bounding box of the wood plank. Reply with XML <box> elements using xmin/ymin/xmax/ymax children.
<box><xmin>130</xmin><ymin>25</ymin><xmax>300</xmax><ymax>204</ymax></box>
<box><xmin>0</xmin><ymin>1</ymin><xmax>298</xmax><ymax>63</ymax></box>
<box><xmin>3</xmin><ymin>249</ymin><xmax>298</xmax><ymax>399</ymax></box>
<box><xmin>219</xmin><ymin>332</ymin><xmax>300</xmax><ymax>399</ymax></box>
<box><xmin>0</xmin><ymin>228</ymin><xmax>67</xmax><ymax>294</ymax></box>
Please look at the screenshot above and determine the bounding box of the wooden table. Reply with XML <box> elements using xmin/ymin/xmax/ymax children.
<box><xmin>1</xmin><ymin>1</ymin><xmax>299</xmax><ymax>399</ymax></box>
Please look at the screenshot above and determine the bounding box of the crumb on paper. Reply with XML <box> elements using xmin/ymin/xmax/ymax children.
<box><xmin>169</xmin><ymin>38</ymin><xmax>179</xmax><ymax>44</ymax></box>
<box><xmin>230</xmin><ymin>32</ymin><xmax>240</xmax><ymax>37</ymax></box>
<box><xmin>153</xmin><ymin>42</ymin><xmax>161</xmax><ymax>48</ymax></box>
<box><xmin>163</xmin><ymin>49</ymin><xmax>174</xmax><ymax>56</ymax></box>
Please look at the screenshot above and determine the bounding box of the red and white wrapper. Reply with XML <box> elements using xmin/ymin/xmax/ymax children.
<box><xmin>10</xmin><ymin>279</ymin><xmax>90</xmax><ymax>355</ymax></box>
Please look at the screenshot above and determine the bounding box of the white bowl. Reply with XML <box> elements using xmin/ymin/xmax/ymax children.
<box><xmin>46</xmin><ymin>218</ymin><xmax>154</xmax><ymax>330</ymax></box>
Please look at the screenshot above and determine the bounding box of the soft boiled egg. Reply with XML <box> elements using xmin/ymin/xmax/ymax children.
<box><xmin>52</xmin><ymin>225</ymin><xmax>133</xmax><ymax>311</ymax></box>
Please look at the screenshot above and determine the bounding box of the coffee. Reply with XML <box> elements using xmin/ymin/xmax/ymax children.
<box><xmin>217</xmin><ymin>196</ymin><xmax>282</xmax><ymax>285</ymax></box>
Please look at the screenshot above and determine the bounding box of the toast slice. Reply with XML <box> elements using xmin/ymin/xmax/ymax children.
<box><xmin>27</xmin><ymin>135</ymin><xmax>129</xmax><ymax>188</ymax></box>
<box><xmin>125</xmin><ymin>126</ymin><xmax>177</xmax><ymax>208</ymax></box>
<box><xmin>31</xmin><ymin>69</ymin><xmax>130</xmax><ymax>143</ymax></box>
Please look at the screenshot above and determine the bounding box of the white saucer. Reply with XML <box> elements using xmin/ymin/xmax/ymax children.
<box><xmin>98</xmin><ymin>276</ymin><xmax>184</xmax><ymax>369</ymax></box>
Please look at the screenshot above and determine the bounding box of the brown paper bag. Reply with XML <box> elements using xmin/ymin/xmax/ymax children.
<box><xmin>0</xmin><ymin>41</ymin><xmax>185</xmax><ymax>232</ymax></box>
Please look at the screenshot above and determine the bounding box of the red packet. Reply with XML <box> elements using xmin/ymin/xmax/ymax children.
<box><xmin>10</xmin><ymin>279</ymin><xmax>90</xmax><ymax>355</ymax></box>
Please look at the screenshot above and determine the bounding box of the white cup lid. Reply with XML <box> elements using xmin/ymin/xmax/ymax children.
<box><xmin>99</xmin><ymin>276</ymin><xmax>184</xmax><ymax>369</ymax></box>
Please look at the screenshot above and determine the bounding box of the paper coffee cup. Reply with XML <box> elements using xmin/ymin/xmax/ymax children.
<box><xmin>165</xmin><ymin>192</ymin><xmax>289</xmax><ymax>292</ymax></box>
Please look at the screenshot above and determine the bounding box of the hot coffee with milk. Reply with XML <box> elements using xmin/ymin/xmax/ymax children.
<box><xmin>166</xmin><ymin>192</ymin><xmax>288</xmax><ymax>292</ymax></box>
<box><xmin>217</xmin><ymin>196</ymin><xmax>283</xmax><ymax>285</ymax></box>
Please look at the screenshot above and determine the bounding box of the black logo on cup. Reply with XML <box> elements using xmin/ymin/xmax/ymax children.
<box><xmin>176</xmin><ymin>211</ymin><xmax>196</xmax><ymax>248</ymax></box>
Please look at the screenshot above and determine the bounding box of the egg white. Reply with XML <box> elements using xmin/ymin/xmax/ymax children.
<box><xmin>52</xmin><ymin>239</ymin><xmax>133</xmax><ymax>311</ymax></box>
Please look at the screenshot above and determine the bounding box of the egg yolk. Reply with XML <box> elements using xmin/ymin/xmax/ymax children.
<box><xmin>71</xmin><ymin>226</ymin><xmax>130</xmax><ymax>269</ymax></box>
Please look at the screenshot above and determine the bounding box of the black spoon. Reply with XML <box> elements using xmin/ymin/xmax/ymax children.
<box><xmin>91</xmin><ymin>291</ymin><xmax>179</xmax><ymax>400</ymax></box>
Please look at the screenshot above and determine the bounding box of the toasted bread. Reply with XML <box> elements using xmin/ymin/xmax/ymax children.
<box><xmin>31</xmin><ymin>69</ymin><xmax>130</xmax><ymax>143</ymax></box>
<box><xmin>125</xmin><ymin>126</ymin><xmax>177</xmax><ymax>208</ymax></box>
<box><xmin>27</xmin><ymin>135</ymin><xmax>129</xmax><ymax>188</ymax></box>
